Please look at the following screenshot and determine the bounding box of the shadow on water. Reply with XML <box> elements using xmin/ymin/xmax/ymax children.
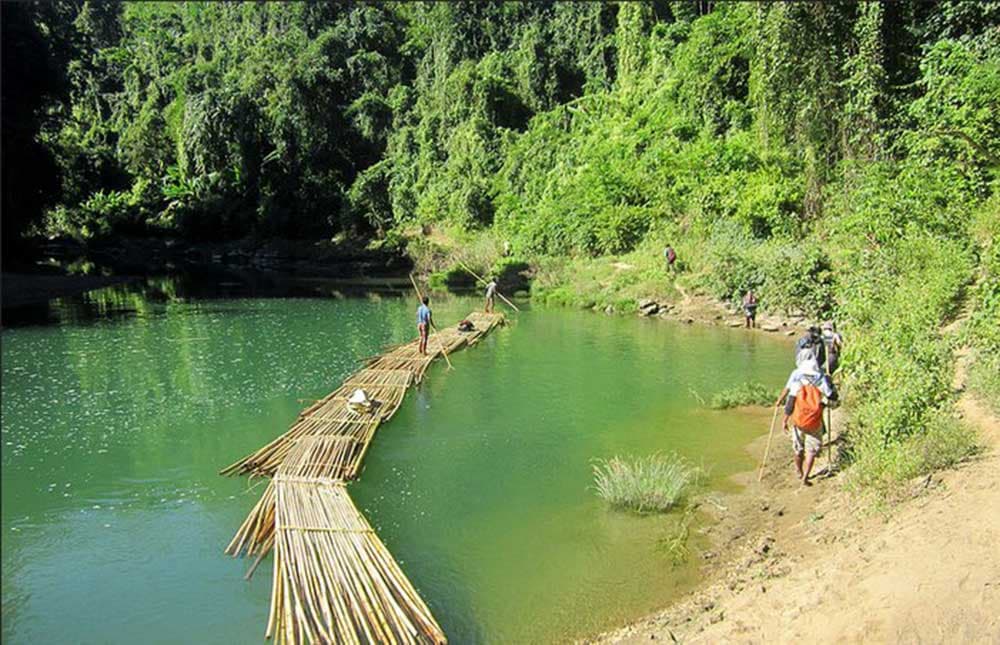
<box><xmin>1</xmin><ymin>268</ymin><xmax>420</xmax><ymax>328</ymax></box>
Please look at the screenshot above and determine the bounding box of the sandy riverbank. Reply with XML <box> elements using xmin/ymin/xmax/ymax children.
<box><xmin>587</xmin><ymin>352</ymin><xmax>999</xmax><ymax>643</ymax></box>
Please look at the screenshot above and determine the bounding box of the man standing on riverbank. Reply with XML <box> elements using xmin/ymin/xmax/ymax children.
<box><xmin>417</xmin><ymin>296</ymin><xmax>432</xmax><ymax>355</ymax></box>
<box><xmin>778</xmin><ymin>357</ymin><xmax>839</xmax><ymax>486</ymax></box>
<box><xmin>742</xmin><ymin>289</ymin><xmax>758</xmax><ymax>328</ymax></box>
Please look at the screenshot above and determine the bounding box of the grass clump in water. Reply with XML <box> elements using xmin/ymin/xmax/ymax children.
<box><xmin>657</xmin><ymin>504</ymin><xmax>697</xmax><ymax>567</ymax></box>
<box><xmin>593</xmin><ymin>453</ymin><xmax>699</xmax><ymax>514</ymax></box>
<box><xmin>709</xmin><ymin>382</ymin><xmax>773</xmax><ymax>409</ymax></box>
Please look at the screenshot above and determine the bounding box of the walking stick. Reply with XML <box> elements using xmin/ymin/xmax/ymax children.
<box><xmin>826</xmin><ymin>352</ymin><xmax>833</xmax><ymax>476</ymax></box>
<box><xmin>758</xmin><ymin>404</ymin><xmax>781</xmax><ymax>482</ymax></box>
<box><xmin>455</xmin><ymin>259</ymin><xmax>521</xmax><ymax>312</ymax></box>
<box><xmin>409</xmin><ymin>273</ymin><xmax>454</xmax><ymax>370</ymax></box>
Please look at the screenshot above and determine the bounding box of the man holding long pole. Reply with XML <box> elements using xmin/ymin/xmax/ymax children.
<box><xmin>456</xmin><ymin>259</ymin><xmax>520</xmax><ymax>312</ymax></box>
<box><xmin>484</xmin><ymin>276</ymin><xmax>497</xmax><ymax>313</ymax></box>
<box><xmin>416</xmin><ymin>295</ymin><xmax>432</xmax><ymax>356</ymax></box>
<box><xmin>409</xmin><ymin>273</ymin><xmax>453</xmax><ymax>369</ymax></box>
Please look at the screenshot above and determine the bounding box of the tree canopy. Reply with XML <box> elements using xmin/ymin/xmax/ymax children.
<box><xmin>3</xmin><ymin>1</ymin><xmax>996</xmax><ymax>255</ymax></box>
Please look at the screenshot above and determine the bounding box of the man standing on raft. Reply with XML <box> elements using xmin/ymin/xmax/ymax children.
<box><xmin>417</xmin><ymin>296</ymin><xmax>432</xmax><ymax>355</ymax></box>
<box><xmin>484</xmin><ymin>276</ymin><xmax>498</xmax><ymax>313</ymax></box>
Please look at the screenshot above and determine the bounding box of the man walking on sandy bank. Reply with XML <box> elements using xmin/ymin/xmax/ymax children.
<box><xmin>795</xmin><ymin>326</ymin><xmax>827</xmax><ymax>372</ymax></box>
<box><xmin>776</xmin><ymin>355</ymin><xmax>839</xmax><ymax>486</ymax></box>
<box><xmin>821</xmin><ymin>321</ymin><xmax>844</xmax><ymax>374</ymax></box>
<box><xmin>417</xmin><ymin>296</ymin><xmax>432</xmax><ymax>355</ymax></box>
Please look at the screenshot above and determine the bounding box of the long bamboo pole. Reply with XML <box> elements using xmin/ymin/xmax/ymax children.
<box><xmin>455</xmin><ymin>258</ymin><xmax>521</xmax><ymax>312</ymax></box>
<box><xmin>408</xmin><ymin>273</ymin><xmax>453</xmax><ymax>370</ymax></box>
<box><xmin>758</xmin><ymin>404</ymin><xmax>780</xmax><ymax>482</ymax></box>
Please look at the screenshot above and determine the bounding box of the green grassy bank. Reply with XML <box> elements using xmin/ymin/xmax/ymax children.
<box><xmin>399</xmin><ymin>4</ymin><xmax>1000</xmax><ymax>495</ymax></box>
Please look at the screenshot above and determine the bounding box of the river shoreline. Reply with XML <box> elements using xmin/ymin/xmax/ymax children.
<box><xmin>582</xmin><ymin>408</ymin><xmax>845</xmax><ymax>643</ymax></box>
<box><xmin>8</xmin><ymin>271</ymin><xmax>990</xmax><ymax>643</ymax></box>
<box><xmin>2</xmin><ymin>268</ymin><xmax>883</xmax><ymax>643</ymax></box>
<box><xmin>587</xmin><ymin>357</ymin><xmax>999</xmax><ymax>642</ymax></box>
<box><xmin>1</xmin><ymin>272</ymin><xmax>137</xmax><ymax>309</ymax></box>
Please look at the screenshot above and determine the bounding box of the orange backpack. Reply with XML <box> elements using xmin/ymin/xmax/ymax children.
<box><xmin>792</xmin><ymin>380</ymin><xmax>825</xmax><ymax>432</ymax></box>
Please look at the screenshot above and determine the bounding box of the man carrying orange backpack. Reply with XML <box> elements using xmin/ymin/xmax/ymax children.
<box><xmin>776</xmin><ymin>353</ymin><xmax>839</xmax><ymax>486</ymax></box>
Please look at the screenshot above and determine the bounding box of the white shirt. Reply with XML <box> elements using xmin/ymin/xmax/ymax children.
<box><xmin>785</xmin><ymin>369</ymin><xmax>835</xmax><ymax>400</ymax></box>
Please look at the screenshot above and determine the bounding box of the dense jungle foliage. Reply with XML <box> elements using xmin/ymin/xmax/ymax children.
<box><xmin>3</xmin><ymin>0</ymin><xmax>998</xmax><ymax>491</ymax></box>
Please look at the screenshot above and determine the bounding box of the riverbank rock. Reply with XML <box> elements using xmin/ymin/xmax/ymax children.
<box><xmin>638</xmin><ymin>299</ymin><xmax>660</xmax><ymax>315</ymax></box>
<box><xmin>761</xmin><ymin>324</ymin><xmax>780</xmax><ymax>332</ymax></box>
<box><xmin>727</xmin><ymin>321</ymin><xmax>744</xmax><ymax>328</ymax></box>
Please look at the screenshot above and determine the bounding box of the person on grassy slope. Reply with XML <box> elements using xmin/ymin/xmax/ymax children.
<box><xmin>416</xmin><ymin>296</ymin><xmax>432</xmax><ymax>355</ymax></box>
<box><xmin>664</xmin><ymin>245</ymin><xmax>677</xmax><ymax>273</ymax></box>
<box><xmin>777</xmin><ymin>356</ymin><xmax>839</xmax><ymax>486</ymax></box>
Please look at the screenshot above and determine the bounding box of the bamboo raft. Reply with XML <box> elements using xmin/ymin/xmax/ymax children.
<box><xmin>223</xmin><ymin>311</ymin><xmax>506</xmax><ymax>644</ymax></box>
<box><xmin>222</xmin><ymin>312</ymin><xmax>505</xmax><ymax>480</ymax></box>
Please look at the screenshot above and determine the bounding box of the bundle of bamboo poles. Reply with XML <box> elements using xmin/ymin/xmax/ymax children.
<box><xmin>268</xmin><ymin>476</ymin><xmax>446</xmax><ymax>645</ymax></box>
<box><xmin>228</xmin><ymin>423</ymin><xmax>394</xmax><ymax>561</ymax></box>
<box><xmin>226</xmin><ymin>479</ymin><xmax>276</xmax><ymax>573</ymax></box>
<box><xmin>221</xmin><ymin>371</ymin><xmax>412</xmax><ymax>478</ymax></box>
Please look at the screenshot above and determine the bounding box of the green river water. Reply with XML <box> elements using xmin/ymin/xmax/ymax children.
<box><xmin>1</xmin><ymin>280</ymin><xmax>791</xmax><ymax>644</ymax></box>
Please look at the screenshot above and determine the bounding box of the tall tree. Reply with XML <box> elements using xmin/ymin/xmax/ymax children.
<box><xmin>1</xmin><ymin>1</ymin><xmax>78</xmax><ymax>266</ymax></box>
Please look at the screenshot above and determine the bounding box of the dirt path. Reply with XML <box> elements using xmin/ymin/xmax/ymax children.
<box><xmin>594</xmin><ymin>357</ymin><xmax>1000</xmax><ymax>644</ymax></box>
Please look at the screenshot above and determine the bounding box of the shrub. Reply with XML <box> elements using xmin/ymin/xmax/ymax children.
<box><xmin>491</xmin><ymin>258</ymin><xmax>533</xmax><ymax>293</ymax></box>
<box><xmin>710</xmin><ymin>382</ymin><xmax>773</xmax><ymax>409</ymax></box>
<box><xmin>838</xmin><ymin>233</ymin><xmax>973</xmax><ymax>447</ymax></box>
<box><xmin>701</xmin><ymin>230</ymin><xmax>763</xmax><ymax>304</ymax></box>
<box><xmin>964</xmin><ymin>193</ymin><xmax>1000</xmax><ymax>411</ymax></box>
<box><xmin>758</xmin><ymin>241</ymin><xmax>834</xmax><ymax>317</ymax></box>
<box><xmin>592</xmin><ymin>453</ymin><xmax>699</xmax><ymax>513</ymax></box>
<box><xmin>967</xmin><ymin>353</ymin><xmax>1000</xmax><ymax>416</ymax></box>
<box><xmin>45</xmin><ymin>179</ymin><xmax>158</xmax><ymax>239</ymax></box>
<box><xmin>848</xmin><ymin>412</ymin><xmax>978</xmax><ymax>495</ymax></box>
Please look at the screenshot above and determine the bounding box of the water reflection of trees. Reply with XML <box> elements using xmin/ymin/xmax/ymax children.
<box><xmin>50</xmin><ymin>291</ymin><xmax>425</xmax><ymax>437</ymax></box>
<box><xmin>22</xmin><ymin>282</ymin><xmax>460</xmax><ymax>446</ymax></box>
